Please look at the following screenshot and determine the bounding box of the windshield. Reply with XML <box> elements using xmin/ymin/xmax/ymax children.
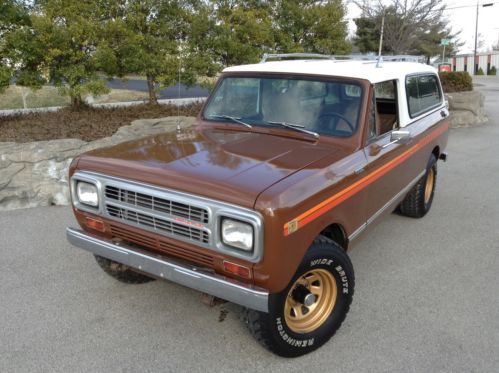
<box><xmin>203</xmin><ymin>76</ymin><xmax>363</xmax><ymax>138</ymax></box>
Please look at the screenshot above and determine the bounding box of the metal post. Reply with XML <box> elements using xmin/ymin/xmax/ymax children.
<box><xmin>442</xmin><ymin>44</ymin><xmax>446</xmax><ymax>63</ymax></box>
<box><xmin>474</xmin><ymin>3</ymin><xmax>494</xmax><ymax>74</ymax></box>
<box><xmin>474</xmin><ymin>0</ymin><xmax>479</xmax><ymax>75</ymax></box>
<box><xmin>376</xmin><ymin>13</ymin><xmax>385</xmax><ymax>68</ymax></box>
<box><xmin>378</xmin><ymin>14</ymin><xmax>385</xmax><ymax>58</ymax></box>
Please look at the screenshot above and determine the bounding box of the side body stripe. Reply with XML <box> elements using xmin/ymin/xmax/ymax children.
<box><xmin>283</xmin><ymin>123</ymin><xmax>448</xmax><ymax>236</ymax></box>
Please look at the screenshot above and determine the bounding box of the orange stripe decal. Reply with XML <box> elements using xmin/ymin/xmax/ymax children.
<box><xmin>283</xmin><ymin>124</ymin><xmax>448</xmax><ymax>236</ymax></box>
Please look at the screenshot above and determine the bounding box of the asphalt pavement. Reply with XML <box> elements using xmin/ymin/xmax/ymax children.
<box><xmin>106</xmin><ymin>79</ymin><xmax>210</xmax><ymax>99</ymax></box>
<box><xmin>1</xmin><ymin>80</ymin><xmax>499</xmax><ymax>372</ymax></box>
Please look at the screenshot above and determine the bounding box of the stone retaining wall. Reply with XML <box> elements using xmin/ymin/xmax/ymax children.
<box><xmin>0</xmin><ymin>117</ymin><xmax>195</xmax><ymax>211</ymax></box>
<box><xmin>446</xmin><ymin>91</ymin><xmax>488</xmax><ymax>128</ymax></box>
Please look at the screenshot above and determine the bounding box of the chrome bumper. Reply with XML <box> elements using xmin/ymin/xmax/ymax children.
<box><xmin>66</xmin><ymin>227</ymin><xmax>269</xmax><ymax>312</ymax></box>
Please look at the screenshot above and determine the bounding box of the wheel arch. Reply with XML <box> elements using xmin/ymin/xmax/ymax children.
<box><xmin>319</xmin><ymin>222</ymin><xmax>348</xmax><ymax>251</ymax></box>
<box><xmin>432</xmin><ymin>145</ymin><xmax>440</xmax><ymax>160</ymax></box>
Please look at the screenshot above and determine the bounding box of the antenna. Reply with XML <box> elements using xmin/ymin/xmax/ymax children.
<box><xmin>176</xmin><ymin>53</ymin><xmax>181</xmax><ymax>133</ymax></box>
<box><xmin>377</xmin><ymin>12</ymin><xmax>385</xmax><ymax>68</ymax></box>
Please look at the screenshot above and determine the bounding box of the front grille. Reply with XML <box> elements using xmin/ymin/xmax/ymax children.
<box><xmin>73</xmin><ymin>172</ymin><xmax>263</xmax><ymax>262</ymax></box>
<box><xmin>106</xmin><ymin>204</ymin><xmax>209</xmax><ymax>244</ymax></box>
<box><xmin>105</xmin><ymin>185</ymin><xmax>208</xmax><ymax>223</ymax></box>
<box><xmin>110</xmin><ymin>225</ymin><xmax>214</xmax><ymax>267</ymax></box>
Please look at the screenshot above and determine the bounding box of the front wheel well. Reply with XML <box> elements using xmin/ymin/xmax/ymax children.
<box><xmin>320</xmin><ymin>223</ymin><xmax>347</xmax><ymax>250</ymax></box>
<box><xmin>432</xmin><ymin>146</ymin><xmax>440</xmax><ymax>160</ymax></box>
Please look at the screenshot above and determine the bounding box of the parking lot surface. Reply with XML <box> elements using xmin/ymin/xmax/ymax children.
<box><xmin>1</xmin><ymin>82</ymin><xmax>498</xmax><ymax>372</ymax></box>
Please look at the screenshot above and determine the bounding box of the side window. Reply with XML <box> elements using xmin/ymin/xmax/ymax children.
<box><xmin>373</xmin><ymin>80</ymin><xmax>398</xmax><ymax>137</ymax></box>
<box><xmin>406</xmin><ymin>76</ymin><xmax>420</xmax><ymax>115</ymax></box>
<box><xmin>406</xmin><ymin>74</ymin><xmax>442</xmax><ymax>118</ymax></box>
<box><xmin>418</xmin><ymin>75</ymin><xmax>441</xmax><ymax>110</ymax></box>
<box><xmin>374</xmin><ymin>80</ymin><xmax>396</xmax><ymax>99</ymax></box>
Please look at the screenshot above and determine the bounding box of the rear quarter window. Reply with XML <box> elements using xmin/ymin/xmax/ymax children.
<box><xmin>405</xmin><ymin>74</ymin><xmax>442</xmax><ymax>118</ymax></box>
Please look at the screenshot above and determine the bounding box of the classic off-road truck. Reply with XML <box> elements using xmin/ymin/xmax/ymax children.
<box><xmin>67</xmin><ymin>54</ymin><xmax>449</xmax><ymax>357</ymax></box>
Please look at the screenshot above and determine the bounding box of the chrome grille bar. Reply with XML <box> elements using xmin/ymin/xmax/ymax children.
<box><xmin>106</xmin><ymin>204</ymin><xmax>209</xmax><ymax>244</ymax></box>
<box><xmin>105</xmin><ymin>185</ymin><xmax>208</xmax><ymax>223</ymax></box>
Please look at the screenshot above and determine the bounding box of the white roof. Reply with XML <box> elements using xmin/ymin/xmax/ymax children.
<box><xmin>223</xmin><ymin>60</ymin><xmax>438</xmax><ymax>84</ymax></box>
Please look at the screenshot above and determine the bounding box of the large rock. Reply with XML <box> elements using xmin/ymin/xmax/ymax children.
<box><xmin>0</xmin><ymin>116</ymin><xmax>195</xmax><ymax>211</ymax></box>
<box><xmin>446</xmin><ymin>91</ymin><xmax>488</xmax><ymax>128</ymax></box>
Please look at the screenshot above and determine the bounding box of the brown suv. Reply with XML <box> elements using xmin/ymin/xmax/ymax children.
<box><xmin>67</xmin><ymin>54</ymin><xmax>449</xmax><ymax>357</ymax></box>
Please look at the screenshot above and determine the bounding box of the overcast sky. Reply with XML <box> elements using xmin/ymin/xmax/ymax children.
<box><xmin>346</xmin><ymin>0</ymin><xmax>499</xmax><ymax>54</ymax></box>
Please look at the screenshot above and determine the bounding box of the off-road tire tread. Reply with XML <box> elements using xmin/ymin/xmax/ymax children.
<box><xmin>399</xmin><ymin>155</ymin><xmax>437</xmax><ymax>218</ymax></box>
<box><xmin>94</xmin><ymin>255</ymin><xmax>155</xmax><ymax>284</ymax></box>
<box><xmin>245</xmin><ymin>236</ymin><xmax>354</xmax><ymax>357</ymax></box>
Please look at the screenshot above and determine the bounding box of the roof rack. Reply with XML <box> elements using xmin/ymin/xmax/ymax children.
<box><xmin>260</xmin><ymin>53</ymin><xmax>333</xmax><ymax>63</ymax></box>
<box><xmin>260</xmin><ymin>53</ymin><xmax>425</xmax><ymax>64</ymax></box>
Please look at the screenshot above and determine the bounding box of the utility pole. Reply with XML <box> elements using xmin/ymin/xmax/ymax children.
<box><xmin>474</xmin><ymin>2</ymin><xmax>494</xmax><ymax>74</ymax></box>
<box><xmin>474</xmin><ymin>0</ymin><xmax>479</xmax><ymax>75</ymax></box>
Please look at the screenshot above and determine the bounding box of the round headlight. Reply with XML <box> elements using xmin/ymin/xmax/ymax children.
<box><xmin>76</xmin><ymin>181</ymin><xmax>99</xmax><ymax>207</ymax></box>
<box><xmin>221</xmin><ymin>218</ymin><xmax>254</xmax><ymax>252</ymax></box>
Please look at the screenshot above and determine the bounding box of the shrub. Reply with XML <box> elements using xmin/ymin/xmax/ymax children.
<box><xmin>477</xmin><ymin>67</ymin><xmax>485</xmax><ymax>75</ymax></box>
<box><xmin>439</xmin><ymin>71</ymin><xmax>473</xmax><ymax>92</ymax></box>
<box><xmin>489</xmin><ymin>66</ymin><xmax>497</xmax><ymax>76</ymax></box>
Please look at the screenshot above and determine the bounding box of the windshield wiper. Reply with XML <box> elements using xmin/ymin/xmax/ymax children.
<box><xmin>209</xmin><ymin>115</ymin><xmax>252</xmax><ymax>128</ymax></box>
<box><xmin>267</xmin><ymin>121</ymin><xmax>319</xmax><ymax>139</ymax></box>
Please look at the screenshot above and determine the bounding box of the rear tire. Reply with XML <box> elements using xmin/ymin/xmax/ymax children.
<box><xmin>94</xmin><ymin>255</ymin><xmax>155</xmax><ymax>284</ymax></box>
<box><xmin>399</xmin><ymin>154</ymin><xmax>437</xmax><ymax>218</ymax></box>
<box><xmin>245</xmin><ymin>237</ymin><xmax>354</xmax><ymax>357</ymax></box>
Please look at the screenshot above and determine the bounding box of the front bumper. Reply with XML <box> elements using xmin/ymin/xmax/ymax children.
<box><xmin>66</xmin><ymin>227</ymin><xmax>269</xmax><ymax>312</ymax></box>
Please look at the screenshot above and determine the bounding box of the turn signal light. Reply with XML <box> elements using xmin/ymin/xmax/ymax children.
<box><xmin>223</xmin><ymin>261</ymin><xmax>251</xmax><ymax>279</ymax></box>
<box><xmin>85</xmin><ymin>217</ymin><xmax>105</xmax><ymax>232</ymax></box>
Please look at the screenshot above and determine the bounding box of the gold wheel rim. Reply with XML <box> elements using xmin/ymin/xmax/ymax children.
<box><xmin>284</xmin><ymin>269</ymin><xmax>337</xmax><ymax>334</ymax></box>
<box><xmin>424</xmin><ymin>168</ymin><xmax>435</xmax><ymax>204</ymax></box>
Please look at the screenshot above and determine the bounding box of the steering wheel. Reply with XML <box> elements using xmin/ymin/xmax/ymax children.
<box><xmin>318</xmin><ymin>112</ymin><xmax>355</xmax><ymax>134</ymax></box>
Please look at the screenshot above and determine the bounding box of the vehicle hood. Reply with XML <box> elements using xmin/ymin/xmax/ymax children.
<box><xmin>76</xmin><ymin>126</ymin><xmax>341</xmax><ymax>208</ymax></box>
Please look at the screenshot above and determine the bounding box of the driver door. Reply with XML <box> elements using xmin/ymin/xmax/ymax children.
<box><xmin>362</xmin><ymin>80</ymin><xmax>414</xmax><ymax>221</ymax></box>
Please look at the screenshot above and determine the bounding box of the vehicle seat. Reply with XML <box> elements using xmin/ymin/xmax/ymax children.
<box><xmin>377</xmin><ymin>114</ymin><xmax>397</xmax><ymax>135</ymax></box>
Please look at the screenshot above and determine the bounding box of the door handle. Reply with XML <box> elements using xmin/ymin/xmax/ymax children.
<box><xmin>381</xmin><ymin>139</ymin><xmax>399</xmax><ymax>149</ymax></box>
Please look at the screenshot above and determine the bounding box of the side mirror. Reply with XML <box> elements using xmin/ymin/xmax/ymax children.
<box><xmin>390</xmin><ymin>130</ymin><xmax>411</xmax><ymax>144</ymax></box>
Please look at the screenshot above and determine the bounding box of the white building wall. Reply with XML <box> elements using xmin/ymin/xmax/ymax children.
<box><xmin>491</xmin><ymin>54</ymin><xmax>499</xmax><ymax>69</ymax></box>
<box><xmin>478</xmin><ymin>55</ymin><xmax>488</xmax><ymax>72</ymax></box>
<box><xmin>451</xmin><ymin>53</ymin><xmax>499</xmax><ymax>73</ymax></box>
<box><xmin>466</xmin><ymin>59</ymin><xmax>475</xmax><ymax>74</ymax></box>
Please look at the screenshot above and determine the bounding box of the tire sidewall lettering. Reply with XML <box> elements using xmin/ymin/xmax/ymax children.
<box><xmin>310</xmin><ymin>257</ymin><xmax>349</xmax><ymax>295</ymax></box>
<box><xmin>276</xmin><ymin>317</ymin><xmax>314</xmax><ymax>347</ymax></box>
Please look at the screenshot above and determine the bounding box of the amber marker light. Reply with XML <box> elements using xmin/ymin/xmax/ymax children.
<box><xmin>223</xmin><ymin>260</ymin><xmax>251</xmax><ymax>279</ymax></box>
<box><xmin>85</xmin><ymin>217</ymin><xmax>105</xmax><ymax>232</ymax></box>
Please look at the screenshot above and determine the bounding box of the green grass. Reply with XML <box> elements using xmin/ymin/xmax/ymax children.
<box><xmin>0</xmin><ymin>85</ymin><xmax>69</xmax><ymax>110</ymax></box>
<box><xmin>0</xmin><ymin>85</ymin><xmax>149</xmax><ymax>110</ymax></box>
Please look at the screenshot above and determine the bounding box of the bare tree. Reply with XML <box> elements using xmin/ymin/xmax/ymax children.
<box><xmin>354</xmin><ymin>0</ymin><xmax>450</xmax><ymax>55</ymax></box>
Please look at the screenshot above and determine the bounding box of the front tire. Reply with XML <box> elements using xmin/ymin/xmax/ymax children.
<box><xmin>94</xmin><ymin>255</ymin><xmax>156</xmax><ymax>284</ymax></box>
<box><xmin>399</xmin><ymin>154</ymin><xmax>437</xmax><ymax>218</ymax></box>
<box><xmin>245</xmin><ymin>237</ymin><xmax>354</xmax><ymax>357</ymax></box>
